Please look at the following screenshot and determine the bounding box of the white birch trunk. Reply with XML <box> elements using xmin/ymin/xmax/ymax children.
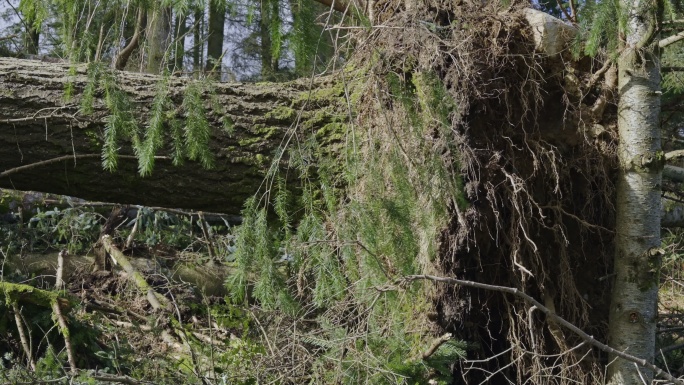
<box><xmin>607</xmin><ymin>6</ymin><xmax>662</xmax><ymax>383</ymax></box>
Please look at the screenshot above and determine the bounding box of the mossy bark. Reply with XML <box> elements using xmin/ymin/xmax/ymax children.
<box><xmin>0</xmin><ymin>58</ymin><xmax>348</xmax><ymax>215</ymax></box>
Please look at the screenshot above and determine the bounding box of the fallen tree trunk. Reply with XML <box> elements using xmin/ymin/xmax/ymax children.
<box><xmin>0</xmin><ymin>58</ymin><xmax>348</xmax><ymax>214</ymax></box>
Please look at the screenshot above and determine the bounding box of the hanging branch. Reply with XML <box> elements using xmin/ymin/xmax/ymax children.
<box><xmin>398</xmin><ymin>274</ymin><xmax>684</xmax><ymax>385</ymax></box>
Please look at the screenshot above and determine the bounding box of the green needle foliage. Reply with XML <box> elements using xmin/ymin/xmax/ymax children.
<box><xmin>80</xmin><ymin>62</ymin><xmax>102</xmax><ymax>114</ymax></box>
<box><xmin>266</xmin><ymin>0</ymin><xmax>283</xmax><ymax>63</ymax></box>
<box><xmin>102</xmin><ymin>72</ymin><xmax>141</xmax><ymax>171</ymax></box>
<box><xmin>222</xmin><ymin>68</ymin><xmax>467</xmax><ymax>382</ymax></box>
<box><xmin>182</xmin><ymin>81</ymin><xmax>215</xmax><ymax>169</ymax></box>
<box><xmin>139</xmin><ymin>74</ymin><xmax>174</xmax><ymax>176</ymax></box>
<box><xmin>290</xmin><ymin>0</ymin><xmax>317</xmax><ymax>75</ymax></box>
<box><xmin>78</xmin><ymin>65</ymin><xmax>224</xmax><ymax>175</ymax></box>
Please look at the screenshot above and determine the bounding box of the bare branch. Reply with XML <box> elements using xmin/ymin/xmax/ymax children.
<box><xmin>659</xmin><ymin>342</ymin><xmax>684</xmax><ymax>354</ymax></box>
<box><xmin>664</xmin><ymin>165</ymin><xmax>684</xmax><ymax>183</ymax></box>
<box><xmin>114</xmin><ymin>8</ymin><xmax>145</xmax><ymax>70</ymax></box>
<box><xmin>554</xmin><ymin>0</ymin><xmax>575</xmax><ymax>23</ymax></box>
<box><xmin>586</xmin><ymin>60</ymin><xmax>612</xmax><ymax>89</ymax></box>
<box><xmin>101</xmin><ymin>235</ymin><xmax>169</xmax><ymax>311</ymax></box>
<box><xmin>666</xmin><ymin>150</ymin><xmax>684</xmax><ymax>162</ymax></box>
<box><xmin>55</xmin><ymin>250</ymin><xmax>67</xmax><ymax>291</ymax></box>
<box><xmin>399</xmin><ymin>274</ymin><xmax>684</xmax><ymax>385</ymax></box>
<box><xmin>51</xmin><ymin>300</ymin><xmax>77</xmax><ymax>374</ymax></box>
<box><xmin>422</xmin><ymin>333</ymin><xmax>453</xmax><ymax>359</ymax></box>
<box><xmin>314</xmin><ymin>0</ymin><xmax>349</xmax><ymax>13</ymax></box>
<box><xmin>662</xmin><ymin>197</ymin><xmax>684</xmax><ymax>227</ymax></box>
<box><xmin>1</xmin><ymin>154</ymin><xmax>169</xmax><ymax>178</ymax></box>
<box><xmin>659</xmin><ymin>30</ymin><xmax>684</xmax><ymax>48</ymax></box>
<box><xmin>12</xmin><ymin>303</ymin><xmax>36</xmax><ymax>371</ymax></box>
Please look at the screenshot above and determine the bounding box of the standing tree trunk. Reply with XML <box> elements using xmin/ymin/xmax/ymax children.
<box><xmin>193</xmin><ymin>7</ymin><xmax>204</xmax><ymax>75</ymax></box>
<box><xmin>205</xmin><ymin>1</ymin><xmax>225</xmax><ymax>79</ymax></box>
<box><xmin>259</xmin><ymin>1</ymin><xmax>278</xmax><ymax>80</ymax></box>
<box><xmin>24</xmin><ymin>22</ymin><xmax>39</xmax><ymax>55</ymax></box>
<box><xmin>607</xmin><ymin>2</ymin><xmax>662</xmax><ymax>384</ymax></box>
<box><xmin>172</xmin><ymin>11</ymin><xmax>188</xmax><ymax>73</ymax></box>
<box><xmin>145</xmin><ymin>6</ymin><xmax>172</xmax><ymax>74</ymax></box>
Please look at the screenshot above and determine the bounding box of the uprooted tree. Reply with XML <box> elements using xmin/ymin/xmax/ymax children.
<box><xmin>3</xmin><ymin>0</ymin><xmax>684</xmax><ymax>384</ymax></box>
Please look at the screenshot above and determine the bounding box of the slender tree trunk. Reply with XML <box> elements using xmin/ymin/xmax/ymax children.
<box><xmin>260</xmin><ymin>2</ymin><xmax>277</xmax><ymax>80</ymax></box>
<box><xmin>114</xmin><ymin>8</ymin><xmax>145</xmax><ymax>71</ymax></box>
<box><xmin>193</xmin><ymin>8</ymin><xmax>203</xmax><ymax>75</ymax></box>
<box><xmin>205</xmin><ymin>1</ymin><xmax>225</xmax><ymax>79</ymax></box>
<box><xmin>145</xmin><ymin>6</ymin><xmax>172</xmax><ymax>74</ymax></box>
<box><xmin>172</xmin><ymin>11</ymin><xmax>188</xmax><ymax>73</ymax></box>
<box><xmin>607</xmin><ymin>3</ymin><xmax>662</xmax><ymax>384</ymax></box>
<box><xmin>24</xmin><ymin>20</ymin><xmax>39</xmax><ymax>55</ymax></box>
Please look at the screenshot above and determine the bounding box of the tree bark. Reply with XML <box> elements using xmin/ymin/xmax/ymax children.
<box><xmin>607</xmin><ymin>7</ymin><xmax>662</xmax><ymax>385</ymax></box>
<box><xmin>260</xmin><ymin>2</ymin><xmax>278</xmax><ymax>80</ymax></box>
<box><xmin>172</xmin><ymin>11</ymin><xmax>188</xmax><ymax>73</ymax></box>
<box><xmin>145</xmin><ymin>6</ymin><xmax>172</xmax><ymax>74</ymax></box>
<box><xmin>23</xmin><ymin>20</ymin><xmax>39</xmax><ymax>56</ymax></box>
<box><xmin>0</xmin><ymin>58</ymin><xmax>345</xmax><ymax>215</ymax></box>
<box><xmin>205</xmin><ymin>1</ymin><xmax>226</xmax><ymax>78</ymax></box>
<box><xmin>193</xmin><ymin>8</ymin><xmax>203</xmax><ymax>75</ymax></box>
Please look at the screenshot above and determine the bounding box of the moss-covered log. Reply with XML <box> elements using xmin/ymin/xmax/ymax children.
<box><xmin>0</xmin><ymin>58</ymin><xmax>349</xmax><ymax>215</ymax></box>
<box><xmin>0</xmin><ymin>281</ymin><xmax>70</xmax><ymax>308</ymax></box>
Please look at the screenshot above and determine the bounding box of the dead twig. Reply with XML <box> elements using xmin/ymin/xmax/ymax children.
<box><xmin>55</xmin><ymin>250</ymin><xmax>67</xmax><ymax>291</ymax></box>
<box><xmin>51</xmin><ymin>300</ymin><xmax>77</xmax><ymax>373</ymax></box>
<box><xmin>12</xmin><ymin>302</ymin><xmax>36</xmax><ymax>371</ymax></box>
<box><xmin>422</xmin><ymin>333</ymin><xmax>453</xmax><ymax>359</ymax></box>
<box><xmin>1</xmin><ymin>154</ymin><xmax>169</xmax><ymax>178</ymax></box>
<box><xmin>101</xmin><ymin>235</ymin><xmax>169</xmax><ymax>311</ymax></box>
<box><xmin>197</xmin><ymin>211</ymin><xmax>216</xmax><ymax>262</ymax></box>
